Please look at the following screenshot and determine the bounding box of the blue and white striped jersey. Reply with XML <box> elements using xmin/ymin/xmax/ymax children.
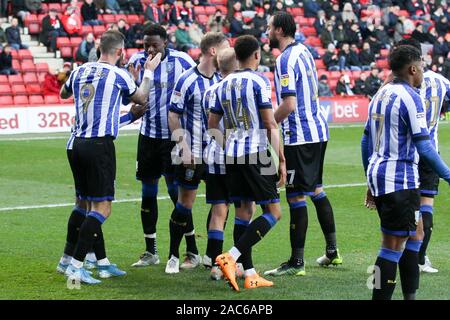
<box><xmin>210</xmin><ymin>69</ymin><xmax>273</xmax><ymax>158</ymax></box>
<box><xmin>364</xmin><ymin>80</ymin><xmax>430</xmax><ymax>197</ymax></box>
<box><xmin>64</xmin><ymin>62</ymin><xmax>137</xmax><ymax>139</ymax></box>
<box><xmin>274</xmin><ymin>41</ymin><xmax>329</xmax><ymax>146</ymax></box>
<box><xmin>169</xmin><ymin>67</ymin><xmax>221</xmax><ymax>159</ymax></box>
<box><xmin>203</xmin><ymin>81</ymin><xmax>226</xmax><ymax>175</ymax></box>
<box><xmin>129</xmin><ymin>49</ymin><xmax>196</xmax><ymax>139</ymax></box>
<box><xmin>420</xmin><ymin>70</ymin><xmax>450</xmax><ymax>152</ymax></box>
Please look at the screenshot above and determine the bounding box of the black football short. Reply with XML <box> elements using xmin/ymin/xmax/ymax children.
<box><xmin>284</xmin><ymin>141</ymin><xmax>327</xmax><ymax>198</ymax></box>
<box><xmin>136</xmin><ymin>134</ymin><xmax>176</xmax><ymax>182</ymax></box>
<box><xmin>225</xmin><ymin>151</ymin><xmax>280</xmax><ymax>205</ymax></box>
<box><xmin>67</xmin><ymin>149</ymin><xmax>80</xmax><ymax>197</ymax></box>
<box><xmin>175</xmin><ymin>164</ymin><xmax>206</xmax><ymax>190</ymax></box>
<box><xmin>419</xmin><ymin>159</ymin><xmax>440</xmax><ymax>198</ymax></box>
<box><xmin>374</xmin><ymin>189</ymin><xmax>420</xmax><ymax>237</ymax></box>
<box><xmin>206</xmin><ymin>173</ymin><xmax>230</xmax><ymax>204</ymax></box>
<box><xmin>72</xmin><ymin>136</ymin><xmax>116</xmax><ymax>201</ymax></box>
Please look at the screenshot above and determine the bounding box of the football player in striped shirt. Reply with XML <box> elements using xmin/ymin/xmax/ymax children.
<box><xmin>166</xmin><ymin>32</ymin><xmax>229</xmax><ymax>274</ymax></box>
<box><xmin>265</xmin><ymin>12</ymin><xmax>341</xmax><ymax>277</ymax></box>
<box><xmin>361</xmin><ymin>45</ymin><xmax>450</xmax><ymax>300</ymax></box>
<box><xmin>211</xmin><ymin>35</ymin><xmax>287</xmax><ymax>291</ymax></box>
<box><xmin>128</xmin><ymin>24</ymin><xmax>197</xmax><ymax>268</ymax></box>
<box><xmin>202</xmin><ymin>48</ymin><xmax>247</xmax><ymax>280</ymax></box>
<box><xmin>57</xmin><ymin>103</ymin><xmax>148</xmax><ymax>275</ymax></box>
<box><xmin>59</xmin><ymin>30</ymin><xmax>161</xmax><ymax>284</ymax></box>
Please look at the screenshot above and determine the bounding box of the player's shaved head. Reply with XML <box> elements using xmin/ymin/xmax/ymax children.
<box><xmin>217</xmin><ymin>48</ymin><xmax>237</xmax><ymax>75</ymax></box>
<box><xmin>100</xmin><ymin>30</ymin><xmax>125</xmax><ymax>55</ymax></box>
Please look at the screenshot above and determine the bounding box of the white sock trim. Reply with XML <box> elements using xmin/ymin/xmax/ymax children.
<box><xmin>97</xmin><ymin>258</ymin><xmax>111</xmax><ymax>266</ymax></box>
<box><xmin>229</xmin><ymin>246</ymin><xmax>241</xmax><ymax>261</ymax></box>
<box><xmin>144</xmin><ymin>233</ymin><xmax>157</xmax><ymax>239</ymax></box>
<box><xmin>85</xmin><ymin>252</ymin><xmax>97</xmax><ymax>261</ymax></box>
<box><xmin>184</xmin><ymin>229</ymin><xmax>195</xmax><ymax>236</ymax></box>
<box><xmin>71</xmin><ymin>258</ymin><xmax>83</xmax><ymax>269</ymax></box>
<box><xmin>244</xmin><ymin>268</ymin><xmax>257</xmax><ymax>277</ymax></box>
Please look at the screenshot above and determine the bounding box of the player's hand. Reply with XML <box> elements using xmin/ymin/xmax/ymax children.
<box><xmin>364</xmin><ymin>188</ymin><xmax>376</xmax><ymax>210</ymax></box>
<box><xmin>180</xmin><ymin>142</ymin><xmax>194</xmax><ymax>167</ymax></box>
<box><xmin>277</xmin><ymin>157</ymin><xmax>287</xmax><ymax>188</ymax></box>
<box><xmin>129</xmin><ymin>103</ymin><xmax>148</xmax><ymax>120</ymax></box>
<box><xmin>145</xmin><ymin>52</ymin><xmax>162</xmax><ymax>72</ymax></box>
<box><xmin>128</xmin><ymin>63</ymin><xmax>141</xmax><ymax>82</ymax></box>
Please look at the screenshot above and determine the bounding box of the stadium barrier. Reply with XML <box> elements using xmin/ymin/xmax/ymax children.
<box><xmin>0</xmin><ymin>96</ymin><xmax>369</xmax><ymax>135</ymax></box>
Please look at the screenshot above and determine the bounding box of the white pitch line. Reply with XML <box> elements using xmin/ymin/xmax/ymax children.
<box><xmin>0</xmin><ymin>183</ymin><xmax>367</xmax><ymax>212</ymax></box>
<box><xmin>0</xmin><ymin>132</ymin><xmax>139</xmax><ymax>142</ymax></box>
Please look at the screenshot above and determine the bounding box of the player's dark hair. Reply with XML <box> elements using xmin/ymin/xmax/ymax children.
<box><xmin>389</xmin><ymin>45</ymin><xmax>422</xmax><ymax>72</ymax></box>
<box><xmin>200</xmin><ymin>32</ymin><xmax>228</xmax><ymax>55</ymax></box>
<box><xmin>144</xmin><ymin>23</ymin><xmax>168</xmax><ymax>40</ymax></box>
<box><xmin>234</xmin><ymin>35</ymin><xmax>260</xmax><ymax>62</ymax></box>
<box><xmin>99</xmin><ymin>30</ymin><xmax>125</xmax><ymax>55</ymax></box>
<box><xmin>272</xmin><ymin>11</ymin><xmax>296</xmax><ymax>38</ymax></box>
<box><xmin>394</xmin><ymin>38</ymin><xmax>422</xmax><ymax>52</ymax></box>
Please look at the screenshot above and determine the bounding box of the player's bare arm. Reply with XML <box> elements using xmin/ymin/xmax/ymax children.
<box><xmin>274</xmin><ymin>96</ymin><xmax>296</xmax><ymax>124</ymax></box>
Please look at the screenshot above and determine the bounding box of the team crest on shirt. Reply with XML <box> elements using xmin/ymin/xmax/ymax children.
<box><xmin>280</xmin><ymin>74</ymin><xmax>289</xmax><ymax>87</ymax></box>
<box><xmin>167</xmin><ymin>61</ymin><xmax>175</xmax><ymax>73</ymax></box>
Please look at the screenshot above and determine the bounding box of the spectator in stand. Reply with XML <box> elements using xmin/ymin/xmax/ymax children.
<box><xmin>374</xmin><ymin>23</ymin><xmax>391</xmax><ymax>49</ymax></box>
<box><xmin>230</xmin><ymin>12</ymin><xmax>245</xmax><ymax>37</ymax></box>
<box><xmin>129</xmin><ymin>0</ymin><xmax>143</xmax><ymax>14</ymax></box>
<box><xmin>320</xmin><ymin>23</ymin><xmax>336</xmax><ymax>48</ymax></box>
<box><xmin>180</xmin><ymin>0</ymin><xmax>195</xmax><ymax>25</ymax></box>
<box><xmin>260</xmin><ymin>42</ymin><xmax>276</xmax><ymax>72</ymax></box>
<box><xmin>161</xmin><ymin>0</ymin><xmax>178</xmax><ymax>26</ymax></box>
<box><xmin>314</xmin><ymin>10</ymin><xmax>327</xmax><ymax>35</ymax></box>
<box><xmin>353</xmin><ymin>72</ymin><xmax>368</xmax><ymax>95</ymax></box>
<box><xmin>431</xmin><ymin>55</ymin><xmax>445</xmax><ymax>73</ymax></box>
<box><xmin>88</xmin><ymin>38</ymin><xmax>100</xmax><ymax>62</ymax></box>
<box><xmin>0</xmin><ymin>45</ymin><xmax>18</xmax><ymax>75</ymax></box>
<box><xmin>303</xmin><ymin>0</ymin><xmax>321</xmax><ymax>18</ymax></box>
<box><xmin>420</xmin><ymin>13</ymin><xmax>434</xmax><ymax>32</ymax></box>
<box><xmin>227</xmin><ymin>1</ymin><xmax>242</xmax><ymax>21</ymax></box>
<box><xmin>6</xmin><ymin>18</ymin><xmax>28</xmax><ymax>50</ymax></box>
<box><xmin>105</xmin><ymin>0</ymin><xmax>121</xmax><ymax>14</ymax></box>
<box><xmin>1</xmin><ymin>0</ymin><xmax>8</xmax><ymax>22</ymax></box>
<box><xmin>57</xmin><ymin>62</ymin><xmax>73</xmax><ymax>86</ymax></box>
<box><xmin>11</xmin><ymin>0</ymin><xmax>31</xmax><ymax>24</ymax></box>
<box><xmin>328</xmin><ymin>3</ymin><xmax>343</xmax><ymax>23</ymax></box>
<box><xmin>127</xmin><ymin>23</ymin><xmax>144</xmax><ymax>49</ymax></box>
<box><xmin>40</xmin><ymin>8</ymin><xmax>67</xmax><ymax>53</ymax></box>
<box><xmin>189</xmin><ymin>21</ymin><xmax>204</xmax><ymax>47</ymax></box>
<box><xmin>94</xmin><ymin>0</ymin><xmax>106</xmax><ymax>14</ymax></box>
<box><xmin>81</xmin><ymin>0</ymin><xmax>103</xmax><ymax>26</ymax></box>
<box><xmin>323</xmin><ymin>43</ymin><xmax>340</xmax><ymax>71</ymax></box>
<box><xmin>339</xmin><ymin>43</ymin><xmax>361</xmax><ymax>71</ymax></box>
<box><xmin>394</xmin><ymin>15</ymin><xmax>406</xmax><ymax>43</ymax></box>
<box><xmin>61</xmin><ymin>6</ymin><xmax>82</xmax><ymax>36</ymax></box>
<box><xmin>342</xmin><ymin>2</ymin><xmax>358</xmax><ymax>24</ymax></box>
<box><xmin>208</xmin><ymin>9</ymin><xmax>227</xmax><ymax>33</ymax></box>
<box><xmin>345</xmin><ymin>23</ymin><xmax>362</xmax><ymax>46</ymax></box>
<box><xmin>75</xmin><ymin>32</ymin><xmax>95</xmax><ymax>63</ymax></box>
<box><xmin>145</xmin><ymin>1</ymin><xmax>162</xmax><ymax>24</ymax></box>
<box><xmin>367</xmin><ymin>32</ymin><xmax>382</xmax><ymax>56</ymax></box>
<box><xmin>442</xmin><ymin>53</ymin><xmax>450</xmax><ymax>80</ymax></box>
<box><xmin>359</xmin><ymin>41</ymin><xmax>375</xmax><ymax>71</ymax></box>
<box><xmin>175</xmin><ymin>20</ymin><xmax>196</xmax><ymax>52</ymax></box>
<box><xmin>318</xmin><ymin>74</ymin><xmax>333</xmax><ymax>97</ymax></box>
<box><xmin>0</xmin><ymin>27</ymin><xmax>6</xmax><ymax>48</ymax></box>
<box><xmin>334</xmin><ymin>23</ymin><xmax>346</xmax><ymax>48</ymax></box>
<box><xmin>253</xmin><ymin>8</ymin><xmax>268</xmax><ymax>39</ymax></box>
<box><xmin>117</xmin><ymin>0</ymin><xmax>131</xmax><ymax>13</ymax></box>
<box><xmin>435</xmin><ymin>16</ymin><xmax>449</xmax><ymax>36</ymax></box>
<box><xmin>117</xmin><ymin>19</ymin><xmax>131</xmax><ymax>48</ymax></box>
<box><xmin>433</xmin><ymin>36</ymin><xmax>450</xmax><ymax>58</ymax></box>
<box><xmin>336</xmin><ymin>74</ymin><xmax>355</xmax><ymax>96</ymax></box>
<box><xmin>364</xmin><ymin>67</ymin><xmax>382</xmax><ymax>98</ymax></box>
<box><xmin>411</xmin><ymin>24</ymin><xmax>433</xmax><ymax>44</ymax></box>
<box><xmin>43</xmin><ymin>69</ymin><xmax>61</xmax><ymax>96</ymax></box>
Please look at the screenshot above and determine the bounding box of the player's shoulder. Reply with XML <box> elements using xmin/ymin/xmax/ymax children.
<box><xmin>129</xmin><ymin>50</ymin><xmax>146</xmax><ymax>64</ymax></box>
<box><xmin>425</xmin><ymin>70</ymin><xmax>450</xmax><ymax>85</ymax></box>
<box><xmin>178</xmin><ymin>66</ymin><xmax>197</xmax><ymax>81</ymax></box>
<box><xmin>279</xmin><ymin>41</ymin><xmax>304</xmax><ymax>62</ymax></box>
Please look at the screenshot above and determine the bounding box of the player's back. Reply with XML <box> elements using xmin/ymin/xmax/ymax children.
<box><xmin>366</xmin><ymin>80</ymin><xmax>429</xmax><ymax>196</ymax></box>
<box><xmin>68</xmin><ymin>62</ymin><xmax>135</xmax><ymax>139</ymax></box>
<box><xmin>421</xmin><ymin>70</ymin><xmax>450</xmax><ymax>150</ymax></box>
<box><xmin>214</xmin><ymin>69</ymin><xmax>273</xmax><ymax>157</ymax></box>
<box><xmin>274</xmin><ymin>41</ymin><xmax>328</xmax><ymax>145</ymax></box>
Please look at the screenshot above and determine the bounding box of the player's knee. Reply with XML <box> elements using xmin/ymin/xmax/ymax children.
<box><xmin>314</xmin><ymin>187</ymin><xmax>324</xmax><ymax>196</ymax></box>
<box><xmin>142</xmin><ymin>182</ymin><xmax>158</xmax><ymax>197</ymax></box>
<box><xmin>76</xmin><ymin>199</ymin><xmax>89</xmax><ymax>211</ymax></box>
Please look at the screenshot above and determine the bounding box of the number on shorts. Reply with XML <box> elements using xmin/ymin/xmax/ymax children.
<box><xmin>287</xmin><ymin>169</ymin><xmax>295</xmax><ymax>186</ymax></box>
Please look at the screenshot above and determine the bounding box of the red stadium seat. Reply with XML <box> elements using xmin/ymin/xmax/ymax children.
<box><xmin>23</xmin><ymin>73</ymin><xmax>38</xmax><ymax>84</ymax></box>
<box><xmin>126</xmin><ymin>48</ymin><xmax>139</xmax><ymax>59</ymax></box>
<box><xmin>8</xmin><ymin>74</ymin><xmax>24</xmax><ymax>85</ymax></box>
<box><xmin>0</xmin><ymin>84</ymin><xmax>12</xmax><ymax>95</ymax></box>
<box><xmin>0</xmin><ymin>75</ymin><xmax>8</xmax><ymax>84</ymax></box>
<box><xmin>27</xmin><ymin>84</ymin><xmax>42</xmax><ymax>95</ymax></box>
<box><xmin>40</xmin><ymin>3</ymin><xmax>48</xmax><ymax>13</ymax></box>
<box><xmin>12</xmin><ymin>84</ymin><xmax>27</xmax><ymax>95</ymax></box>
<box><xmin>127</xmin><ymin>15</ymin><xmax>141</xmax><ymax>25</ymax></box>
<box><xmin>60</xmin><ymin>46</ymin><xmax>73</xmax><ymax>58</ymax></box>
<box><xmin>48</xmin><ymin>3</ymin><xmax>62</xmax><ymax>13</ymax></box>
<box><xmin>188</xmin><ymin>48</ymin><xmax>201</xmax><ymax>61</ymax></box>
<box><xmin>194</xmin><ymin>6</ymin><xmax>205</xmax><ymax>15</ymax></box>
<box><xmin>205</xmin><ymin>7</ymin><xmax>216</xmax><ymax>15</ymax></box>
<box><xmin>290</xmin><ymin>8</ymin><xmax>304</xmax><ymax>17</ymax></box>
<box><xmin>115</xmin><ymin>14</ymin><xmax>127</xmax><ymax>23</ymax></box>
<box><xmin>0</xmin><ymin>95</ymin><xmax>13</xmax><ymax>105</ymax></box>
<box><xmin>315</xmin><ymin>59</ymin><xmax>326</xmax><ymax>69</ymax></box>
<box><xmin>35</xmin><ymin>63</ymin><xmax>49</xmax><ymax>73</ymax></box>
<box><xmin>10</xmin><ymin>50</ymin><xmax>18</xmax><ymax>59</ymax></box>
<box><xmin>352</xmin><ymin>70</ymin><xmax>362</xmax><ymax>79</ymax></box>
<box><xmin>376</xmin><ymin>59</ymin><xmax>389</xmax><ymax>69</ymax></box>
<box><xmin>13</xmin><ymin>95</ymin><xmax>29</xmax><ymax>105</ymax></box>
<box><xmin>21</xmin><ymin>60</ymin><xmax>36</xmax><ymax>72</ymax></box>
<box><xmin>302</xmin><ymin>27</ymin><xmax>316</xmax><ymax>37</ymax></box>
<box><xmin>329</xmin><ymin>71</ymin><xmax>341</xmax><ymax>79</ymax></box>
<box><xmin>380</xmin><ymin>49</ymin><xmax>389</xmax><ymax>58</ymax></box>
<box><xmin>81</xmin><ymin>25</ymin><xmax>93</xmax><ymax>36</ymax></box>
<box><xmin>18</xmin><ymin>49</ymin><xmax>33</xmax><ymax>60</ymax></box>
<box><xmin>102</xmin><ymin>14</ymin><xmax>115</xmax><ymax>24</ymax></box>
<box><xmin>197</xmin><ymin>15</ymin><xmax>208</xmax><ymax>25</ymax></box>
<box><xmin>228</xmin><ymin>37</ymin><xmax>237</xmax><ymax>47</ymax></box>
<box><xmin>264</xmin><ymin>72</ymin><xmax>274</xmax><ymax>81</ymax></box>
<box><xmin>93</xmin><ymin>25</ymin><xmax>106</xmax><ymax>37</ymax></box>
<box><xmin>28</xmin><ymin>23</ymin><xmax>40</xmax><ymax>34</ymax></box>
<box><xmin>12</xmin><ymin>59</ymin><xmax>21</xmax><ymax>71</ymax></box>
<box><xmin>272</xmin><ymin>49</ymin><xmax>281</xmax><ymax>58</ymax></box>
<box><xmin>305</xmin><ymin>37</ymin><xmax>321</xmax><ymax>47</ymax></box>
<box><xmin>29</xmin><ymin>95</ymin><xmax>45</xmax><ymax>104</ymax></box>
<box><xmin>44</xmin><ymin>95</ymin><xmax>60</xmax><ymax>104</ymax></box>
<box><xmin>70</xmin><ymin>37</ymin><xmax>83</xmax><ymax>47</ymax></box>
<box><xmin>60</xmin><ymin>96</ymin><xmax>74</xmax><ymax>104</ymax></box>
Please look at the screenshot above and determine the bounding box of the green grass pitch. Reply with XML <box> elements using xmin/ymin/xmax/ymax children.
<box><xmin>0</xmin><ymin>124</ymin><xmax>449</xmax><ymax>300</ymax></box>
